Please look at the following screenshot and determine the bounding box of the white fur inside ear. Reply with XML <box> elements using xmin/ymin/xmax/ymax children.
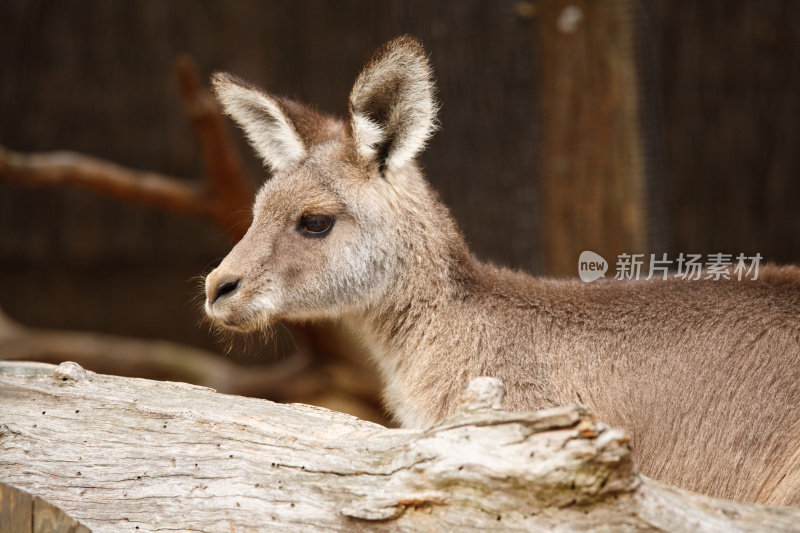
<box><xmin>349</xmin><ymin>37</ymin><xmax>437</xmax><ymax>172</ymax></box>
<box><xmin>213</xmin><ymin>75</ymin><xmax>306</xmax><ymax>172</ymax></box>
<box><xmin>352</xmin><ymin>112</ymin><xmax>386</xmax><ymax>161</ymax></box>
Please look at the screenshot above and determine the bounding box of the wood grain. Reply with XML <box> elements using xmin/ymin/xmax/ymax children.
<box><xmin>1</xmin><ymin>362</ymin><xmax>799</xmax><ymax>532</ymax></box>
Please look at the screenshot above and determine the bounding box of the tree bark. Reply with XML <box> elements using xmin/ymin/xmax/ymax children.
<box><xmin>1</xmin><ymin>362</ymin><xmax>798</xmax><ymax>532</ymax></box>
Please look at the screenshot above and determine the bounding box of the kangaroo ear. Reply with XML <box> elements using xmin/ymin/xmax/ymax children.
<box><xmin>212</xmin><ymin>72</ymin><xmax>306</xmax><ymax>172</ymax></box>
<box><xmin>349</xmin><ymin>36</ymin><xmax>437</xmax><ymax>173</ymax></box>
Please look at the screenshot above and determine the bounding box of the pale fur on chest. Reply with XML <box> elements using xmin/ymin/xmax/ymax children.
<box><xmin>344</xmin><ymin>316</ymin><xmax>442</xmax><ymax>428</ymax></box>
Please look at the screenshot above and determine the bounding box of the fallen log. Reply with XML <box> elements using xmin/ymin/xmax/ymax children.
<box><xmin>1</xmin><ymin>361</ymin><xmax>798</xmax><ymax>532</ymax></box>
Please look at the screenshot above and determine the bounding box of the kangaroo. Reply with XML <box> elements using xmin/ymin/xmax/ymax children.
<box><xmin>204</xmin><ymin>36</ymin><xmax>800</xmax><ymax>506</ymax></box>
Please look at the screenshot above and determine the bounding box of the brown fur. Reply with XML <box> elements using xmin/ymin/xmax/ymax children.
<box><xmin>205</xmin><ymin>36</ymin><xmax>800</xmax><ymax>506</ymax></box>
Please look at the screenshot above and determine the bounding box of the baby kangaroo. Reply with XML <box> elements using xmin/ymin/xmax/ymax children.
<box><xmin>204</xmin><ymin>36</ymin><xmax>800</xmax><ymax>506</ymax></box>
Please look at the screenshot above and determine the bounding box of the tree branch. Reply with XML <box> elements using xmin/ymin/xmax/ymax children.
<box><xmin>0</xmin><ymin>55</ymin><xmax>254</xmax><ymax>241</ymax></box>
<box><xmin>175</xmin><ymin>54</ymin><xmax>254</xmax><ymax>238</ymax></box>
<box><xmin>0</xmin><ymin>144</ymin><xmax>214</xmax><ymax>217</ymax></box>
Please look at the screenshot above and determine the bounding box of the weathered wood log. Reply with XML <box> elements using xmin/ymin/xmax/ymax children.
<box><xmin>1</xmin><ymin>361</ymin><xmax>799</xmax><ymax>532</ymax></box>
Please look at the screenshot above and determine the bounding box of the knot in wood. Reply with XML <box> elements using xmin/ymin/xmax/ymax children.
<box><xmin>458</xmin><ymin>376</ymin><xmax>505</xmax><ymax>411</ymax></box>
<box><xmin>53</xmin><ymin>361</ymin><xmax>88</xmax><ymax>383</ymax></box>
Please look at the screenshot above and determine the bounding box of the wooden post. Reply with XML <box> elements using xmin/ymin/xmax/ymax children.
<box><xmin>0</xmin><ymin>482</ymin><xmax>90</xmax><ymax>533</ymax></box>
<box><xmin>535</xmin><ymin>0</ymin><xmax>648</xmax><ymax>276</ymax></box>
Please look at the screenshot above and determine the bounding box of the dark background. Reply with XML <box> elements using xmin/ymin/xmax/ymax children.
<box><xmin>1</xmin><ymin>1</ymin><xmax>797</xmax><ymax>374</ymax></box>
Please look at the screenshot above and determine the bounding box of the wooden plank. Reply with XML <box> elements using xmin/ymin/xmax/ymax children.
<box><xmin>535</xmin><ymin>0</ymin><xmax>648</xmax><ymax>275</ymax></box>
<box><xmin>33</xmin><ymin>496</ymin><xmax>91</xmax><ymax>533</ymax></box>
<box><xmin>0</xmin><ymin>481</ymin><xmax>91</xmax><ymax>533</ymax></box>
<box><xmin>0</xmin><ymin>482</ymin><xmax>33</xmax><ymax>533</ymax></box>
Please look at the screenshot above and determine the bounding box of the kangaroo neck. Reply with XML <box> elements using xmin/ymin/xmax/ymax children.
<box><xmin>350</xmin><ymin>231</ymin><xmax>476</xmax><ymax>369</ymax></box>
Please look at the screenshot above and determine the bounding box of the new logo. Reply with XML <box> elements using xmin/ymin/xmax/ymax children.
<box><xmin>578</xmin><ymin>251</ymin><xmax>608</xmax><ymax>283</ymax></box>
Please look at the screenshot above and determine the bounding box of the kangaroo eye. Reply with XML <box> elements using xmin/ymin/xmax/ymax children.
<box><xmin>298</xmin><ymin>214</ymin><xmax>335</xmax><ymax>237</ymax></box>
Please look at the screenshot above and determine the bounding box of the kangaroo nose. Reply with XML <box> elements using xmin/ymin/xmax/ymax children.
<box><xmin>207</xmin><ymin>274</ymin><xmax>241</xmax><ymax>305</ymax></box>
<box><xmin>214</xmin><ymin>279</ymin><xmax>241</xmax><ymax>303</ymax></box>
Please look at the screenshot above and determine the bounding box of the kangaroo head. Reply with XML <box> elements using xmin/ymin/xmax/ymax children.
<box><xmin>204</xmin><ymin>36</ymin><xmax>439</xmax><ymax>331</ymax></box>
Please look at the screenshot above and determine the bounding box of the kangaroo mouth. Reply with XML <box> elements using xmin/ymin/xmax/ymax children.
<box><xmin>208</xmin><ymin>310</ymin><xmax>256</xmax><ymax>332</ymax></box>
<box><xmin>216</xmin><ymin>317</ymin><xmax>256</xmax><ymax>333</ymax></box>
<box><xmin>206</xmin><ymin>302</ymin><xmax>276</xmax><ymax>334</ymax></box>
